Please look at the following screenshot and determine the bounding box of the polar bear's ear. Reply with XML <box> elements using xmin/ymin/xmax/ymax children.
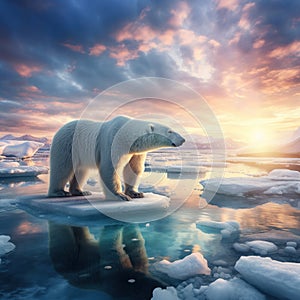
<box><xmin>148</xmin><ymin>124</ymin><xmax>155</xmax><ymax>133</ymax></box>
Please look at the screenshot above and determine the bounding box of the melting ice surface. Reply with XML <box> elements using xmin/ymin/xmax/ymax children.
<box><xmin>0</xmin><ymin>149</ymin><xmax>300</xmax><ymax>300</ymax></box>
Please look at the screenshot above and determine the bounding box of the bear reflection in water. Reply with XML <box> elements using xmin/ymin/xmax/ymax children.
<box><xmin>48</xmin><ymin>223</ymin><xmax>165</xmax><ymax>299</ymax></box>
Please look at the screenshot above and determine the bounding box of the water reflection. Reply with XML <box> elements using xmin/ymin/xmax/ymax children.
<box><xmin>48</xmin><ymin>223</ymin><xmax>166</xmax><ymax>299</ymax></box>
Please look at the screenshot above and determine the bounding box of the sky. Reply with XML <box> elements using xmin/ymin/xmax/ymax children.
<box><xmin>0</xmin><ymin>0</ymin><xmax>299</xmax><ymax>145</ymax></box>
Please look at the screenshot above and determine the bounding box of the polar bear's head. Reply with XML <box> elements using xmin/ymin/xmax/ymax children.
<box><xmin>129</xmin><ymin>121</ymin><xmax>185</xmax><ymax>153</ymax></box>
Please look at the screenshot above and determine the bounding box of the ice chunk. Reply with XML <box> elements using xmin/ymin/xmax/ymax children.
<box><xmin>197</xmin><ymin>220</ymin><xmax>239</xmax><ymax>239</ymax></box>
<box><xmin>204</xmin><ymin>278</ymin><xmax>266</xmax><ymax>300</ymax></box>
<box><xmin>268</xmin><ymin>169</ymin><xmax>300</xmax><ymax>180</ymax></box>
<box><xmin>0</xmin><ymin>235</ymin><xmax>15</xmax><ymax>257</ymax></box>
<box><xmin>151</xmin><ymin>287</ymin><xmax>179</xmax><ymax>300</ymax></box>
<box><xmin>233</xmin><ymin>243</ymin><xmax>250</xmax><ymax>253</ymax></box>
<box><xmin>235</xmin><ymin>256</ymin><xmax>300</xmax><ymax>300</ymax></box>
<box><xmin>154</xmin><ymin>252</ymin><xmax>211</xmax><ymax>280</ymax></box>
<box><xmin>0</xmin><ymin>165</ymin><xmax>48</xmax><ymax>178</ymax></box>
<box><xmin>201</xmin><ymin>169</ymin><xmax>300</xmax><ymax>196</ymax></box>
<box><xmin>284</xmin><ymin>246</ymin><xmax>297</xmax><ymax>254</ymax></box>
<box><xmin>245</xmin><ymin>240</ymin><xmax>278</xmax><ymax>255</ymax></box>
<box><xmin>286</xmin><ymin>241</ymin><xmax>297</xmax><ymax>248</ymax></box>
<box><xmin>0</xmin><ymin>140</ymin><xmax>44</xmax><ymax>158</ymax></box>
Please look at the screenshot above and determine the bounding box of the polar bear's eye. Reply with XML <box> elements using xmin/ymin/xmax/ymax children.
<box><xmin>149</xmin><ymin>124</ymin><xmax>154</xmax><ymax>132</ymax></box>
<box><xmin>168</xmin><ymin>130</ymin><xmax>173</xmax><ymax>134</ymax></box>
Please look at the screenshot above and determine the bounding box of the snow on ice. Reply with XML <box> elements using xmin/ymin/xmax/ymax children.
<box><xmin>154</xmin><ymin>252</ymin><xmax>211</xmax><ymax>280</ymax></box>
<box><xmin>0</xmin><ymin>140</ymin><xmax>44</xmax><ymax>158</ymax></box>
<box><xmin>235</xmin><ymin>256</ymin><xmax>300</xmax><ymax>300</ymax></box>
<box><xmin>201</xmin><ymin>169</ymin><xmax>300</xmax><ymax>196</ymax></box>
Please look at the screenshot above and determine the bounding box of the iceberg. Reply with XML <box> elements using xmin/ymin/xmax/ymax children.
<box><xmin>0</xmin><ymin>140</ymin><xmax>44</xmax><ymax>158</ymax></box>
<box><xmin>153</xmin><ymin>252</ymin><xmax>211</xmax><ymax>280</ymax></box>
<box><xmin>201</xmin><ymin>169</ymin><xmax>300</xmax><ymax>196</ymax></box>
<box><xmin>235</xmin><ymin>256</ymin><xmax>300</xmax><ymax>300</ymax></box>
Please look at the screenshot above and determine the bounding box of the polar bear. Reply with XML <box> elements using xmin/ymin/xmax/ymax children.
<box><xmin>48</xmin><ymin>116</ymin><xmax>185</xmax><ymax>201</ymax></box>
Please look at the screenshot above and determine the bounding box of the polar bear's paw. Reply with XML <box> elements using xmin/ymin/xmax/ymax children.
<box><xmin>71</xmin><ymin>190</ymin><xmax>92</xmax><ymax>197</ymax></box>
<box><xmin>117</xmin><ymin>192</ymin><xmax>133</xmax><ymax>201</ymax></box>
<box><xmin>125</xmin><ymin>190</ymin><xmax>144</xmax><ymax>199</ymax></box>
<box><xmin>48</xmin><ymin>190</ymin><xmax>72</xmax><ymax>198</ymax></box>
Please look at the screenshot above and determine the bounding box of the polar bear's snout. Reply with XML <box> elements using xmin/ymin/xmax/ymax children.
<box><xmin>171</xmin><ymin>132</ymin><xmax>185</xmax><ymax>147</ymax></box>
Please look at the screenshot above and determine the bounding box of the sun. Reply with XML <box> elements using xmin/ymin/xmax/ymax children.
<box><xmin>251</xmin><ymin>130</ymin><xmax>265</xmax><ymax>143</ymax></box>
<box><xmin>248</xmin><ymin>128</ymin><xmax>274</xmax><ymax>151</ymax></box>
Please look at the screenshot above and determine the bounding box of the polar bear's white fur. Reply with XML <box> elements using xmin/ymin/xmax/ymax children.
<box><xmin>48</xmin><ymin>116</ymin><xmax>185</xmax><ymax>201</ymax></box>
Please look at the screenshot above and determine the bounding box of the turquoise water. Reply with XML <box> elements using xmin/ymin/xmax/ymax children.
<box><xmin>0</xmin><ymin>152</ymin><xmax>300</xmax><ymax>299</ymax></box>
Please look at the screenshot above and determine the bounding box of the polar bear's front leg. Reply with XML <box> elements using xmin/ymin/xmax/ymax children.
<box><xmin>99</xmin><ymin>160</ymin><xmax>132</xmax><ymax>201</ymax></box>
<box><xmin>123</xmin><ymin>154</ymin><xmax>146</xmax><ymax>199</ymax></box>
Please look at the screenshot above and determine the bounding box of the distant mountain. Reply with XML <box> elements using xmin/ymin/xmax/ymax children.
<box><xmin>291</xmin><ymin>127</ymin><xmax>300</xmax><ymax>141</ymax></box>
<box><xmin>0</xmin><ymin>134</ymin><xmax>50</xmax><ymax>145</ymax></box>
<box><xmin>280</xmin><ymin>137</ymin><xmax>300</xmax><ymax>154</ymax></box>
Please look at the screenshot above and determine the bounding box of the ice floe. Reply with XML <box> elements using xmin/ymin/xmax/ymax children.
<box><xmin>235</xmin><ymin>256</ymin><xmax>300</xmax><ymax>300</ymax></box>
<box><xmin>0</xmin><ymin>235</ymin><xmax>15</xmax><ymax>260</ymax></box>
<box><xmin>0</xmin><ymin>161</ymin><xmax>48</xmax><ymax>178</ymax></box>
<box><xmin>153</xmin><ymin>252</ymin><xmax>211</xmax><ymax>280</ymax></box>
<box><xmin>0</xmin><ymin>140</ymin><xmax>44</xmax><ymax>158</ymax></box>
<box><xmin>201</xmin><ymin>168</ymin><xmax>300</xmax><ymax>196</ymax></box>
<box><xmin>18</xmin><ymin>192</ymin><xmax>170</xmax><ymax>222</ymax></box>
<box><xmin>196</xmin><ymin>220</ymin><xmax>240</xmax><ymax>239</ymax></box>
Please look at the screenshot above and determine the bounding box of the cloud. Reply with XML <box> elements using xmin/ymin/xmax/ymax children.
<box><xmin>62</xmin><ymin>43</ymin><xmax>85</xmax><ymax>54</ymax></box>
<box><xmin>89</xmin><ymin>44</ymin><xmax>107</xmax><ymax>56</ymax></box>
<box><xmin>0</xmin><ymin>0</ymin><xmax>298</xmax><ymax>141</ymax></box>
<box><xmin>13</xmin><ymin>63</ymin><xmax>42</xmax><ymax>78</ymax></box>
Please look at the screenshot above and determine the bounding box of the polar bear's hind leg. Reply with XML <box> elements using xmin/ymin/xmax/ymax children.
<box><xmin>69</xmin><ymin>168</ymin><xmax>92</xmax><ymax>196</ymax></box>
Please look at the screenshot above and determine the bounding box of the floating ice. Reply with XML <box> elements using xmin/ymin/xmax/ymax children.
<box><xmin>204</xmin><ymin>277</ymin><xmax>266</xmax><ymax>300</ymax></box>
<box><xmin>0</xmin><ymin>140</ymin><xmax>44</xmax><ymax>158</ymax></box>
<box><xmin>0</xmin><ymin>162</ymin><xmax>48</xmax><ymax>178</ymax></box>
<box><xmin>235</xmin><ymin>256</ymin><xmax>300</xmax><ymax>300</ymax></box>
<box><xmin>0</xmin><ymin>235</ymin><xmax>15</xmax><ymax>257</ymax></box>
<box><xmin>201</xmin><ymin>169</ymin><xmax>300</xmax><ymax>196</ymax></box>
<box><xmin>245</xmin><ymin>240</ymin><xmax>278</xmax><ymax>255</ymax></box>
<box><xmin>153</xmin><ymin>252</ymin><xmax>211</xmax><ymax>280</ymax></box>
<box><xmin>196</xmin><ymin>220</ymin><xmax>239</xmax><ymax>239</ymax></box>
<box><xmin>268</xmin><ymin>169</ymin><xmax>300</xmax><ymax>180</ymax></box>
<box><xmin>233</xmin><ymin>240</ymin><xmax>277</xmax><ymax>255</ymax></box>
<box><xmin>19</xmin><ymin>192</ymin><xmax>170</xmax><ymax>222</ymax></box>
<box><xmin>151</xmin><ymin>286</ymin><xmax>179</xmax><ymax>300</ymax></box>
<box><xmin>167</xmin><ymin>165</ymin><xmax>206</xmax><ymax>174</ymax></box>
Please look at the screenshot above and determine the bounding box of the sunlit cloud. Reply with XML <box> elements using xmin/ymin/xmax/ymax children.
<box><xmin>13</xmin><ymin>63</ymin><xmax>42</xmax><ymax>77</ymax></box>
<box><xmin>89</xmin><ymin>44</ymin><xmax>106</xmax><ymax>56</ymax></box>
<box><xmin>62</xmin><ymin>42</ymin><xmax>85</xmax><ymax>54</ymax></box>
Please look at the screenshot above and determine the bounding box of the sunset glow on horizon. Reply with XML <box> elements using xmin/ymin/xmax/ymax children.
<box><xmin>0</xmin><ymin>0</ymin><xmax>299</xmax><ymax>145</ymax></box>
